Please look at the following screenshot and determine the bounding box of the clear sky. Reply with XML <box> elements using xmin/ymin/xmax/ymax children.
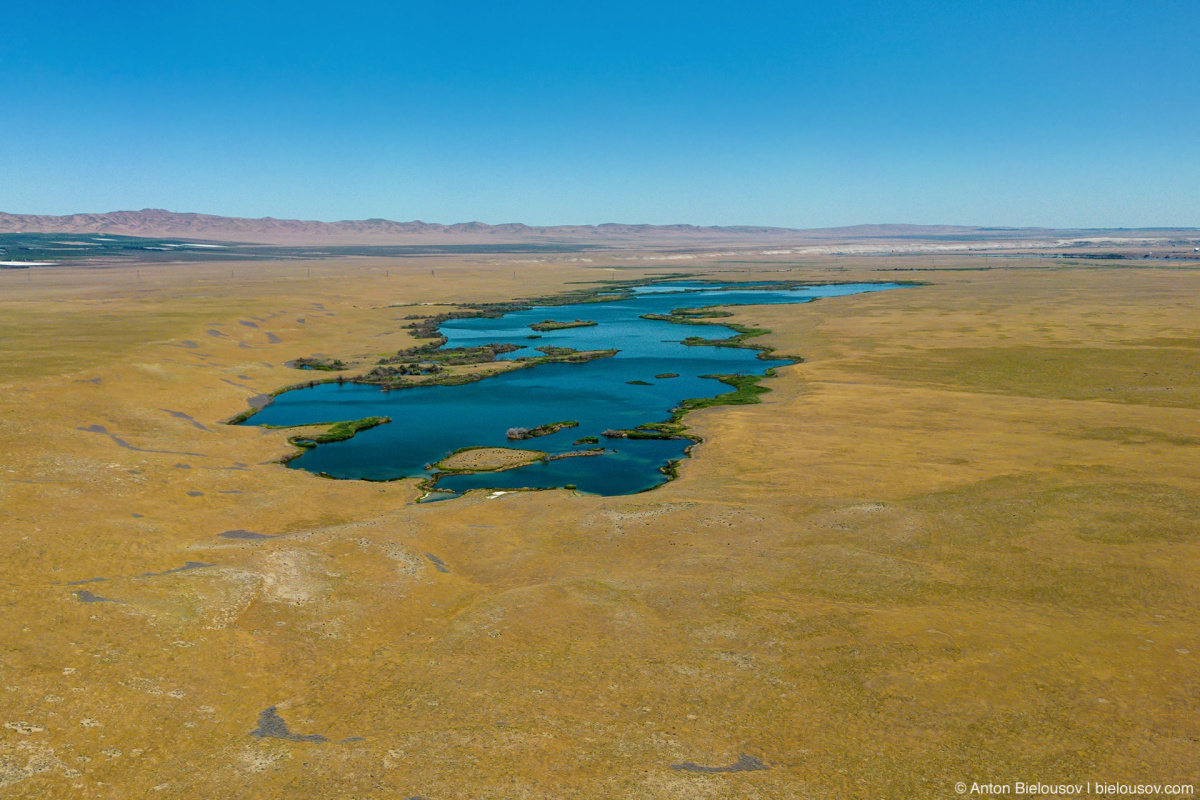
<box><xmin>1</xmin><ymin>1</ymin><xmax>1197</xmax><ymax>228</ymax></box>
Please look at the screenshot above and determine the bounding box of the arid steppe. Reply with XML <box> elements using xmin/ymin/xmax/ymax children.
<box><xmin>1</xmin><ymin>250</ymin><xmax>1198</xmax><ymax>798</ymax></box>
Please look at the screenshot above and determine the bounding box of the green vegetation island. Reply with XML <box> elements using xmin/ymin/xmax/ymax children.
<box><xmin>506</xmin><ymin>420</ymin><xmax>579</xmax><ymax>440</ymax></box>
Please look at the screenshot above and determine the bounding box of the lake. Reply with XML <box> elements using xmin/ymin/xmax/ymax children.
<box><xmin>240</xmin><ymin>281</ymin><xmax>903</xmax><ymax>498</ymax></box>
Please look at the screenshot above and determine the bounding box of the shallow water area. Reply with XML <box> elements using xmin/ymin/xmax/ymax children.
<box><xmin>242</xmin><ymin>281</ymin><xmax>902</xmax><ymax>497</ymax></box>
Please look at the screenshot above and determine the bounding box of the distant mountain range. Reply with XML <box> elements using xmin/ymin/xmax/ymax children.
<box><xmin>1</xmin><ymin>209</ymin><xmax>1195</xmax><ymax>250</ymax></box>
<box><xmin>0</xmin><ymin>208</ymin><xmax>1066</xmax><ymax>245</ymax></box>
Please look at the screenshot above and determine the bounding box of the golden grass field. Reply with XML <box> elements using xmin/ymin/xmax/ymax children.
<box><xmin>0</xmin><ymin>252</ymin><xmax>1197</xmax><ymax>798</ymax></box>
<box><xmin>436</xmin><ymin>448</ymin><xmax>548</xmax><ymax>473</ymax></box>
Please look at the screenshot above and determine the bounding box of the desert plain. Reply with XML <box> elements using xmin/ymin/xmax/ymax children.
<box><xmin>1</xmin><ymin>232</ymin><xmax>1198</xmax><ymax>798</ymax></box>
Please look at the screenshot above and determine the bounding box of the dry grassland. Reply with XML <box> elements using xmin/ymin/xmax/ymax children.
<box><xmin>0</xmin><ymin>254</ymin><xmax>1197</xmax><ymax>798</ymax></box>
<box><xmin>437</xmin><ymin>448</ymin><xmax>547</xmax><ymax>473</ymax></box>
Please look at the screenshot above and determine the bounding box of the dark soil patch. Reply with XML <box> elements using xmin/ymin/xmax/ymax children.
<box><xmin>424</xmin><ymin>553</ymin><xmax>450</xmax><ymax>573</ymax></box>
<box><xmin>138</xmin><ymin>561</ymin><xmax>214</xmax><ymax>578</ymax></box>
<box><xmin>670</xmin><ymin>755</ymin><xmax>768</xmax><ymax>773</ymax></box>
<box><xmin>73</xmin><ymin>590</ymin><xmax>118</xmax><ymax>603</ymax></box>
<box><xmin>249</xmin><ymin>707</ymin><xmax>328</xmax><ymax>743</ymax></box>
<box><xmin>219</xmin><ymin>529</ymin><xmax>274</xmax><ymax>540</ymax></box>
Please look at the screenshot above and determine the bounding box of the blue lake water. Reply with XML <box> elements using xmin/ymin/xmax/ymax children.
<box><xmin>241</xmin><ymin>281</ymin><xmax>903</xmax><ymax>497</ymax></box>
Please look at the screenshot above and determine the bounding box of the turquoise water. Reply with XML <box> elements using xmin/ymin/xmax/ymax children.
<box><xmin>241</xmin><ymin>281</ymin><xmax>902</xmax><ymax>497</ymax></box>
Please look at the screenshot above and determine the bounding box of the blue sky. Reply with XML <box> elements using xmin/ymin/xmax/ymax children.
<box><xmin>1</xmin><ymin>1</ymin><xmax>1197</xmax><ymax>227</ymax></box>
